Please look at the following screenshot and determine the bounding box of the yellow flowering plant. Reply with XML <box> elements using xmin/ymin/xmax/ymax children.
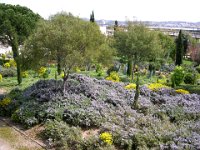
<box><xmin>38</xmin><ymin>67</ymin><xmax>47</xmax><ymax>77</ymax></box>
<box><xmin>175</xmin><ymin>89</ymin><xmax>189</xmax><ymax>94</ymax></box>
<box><xmin>99</xmin><ymin>132</ymin><xmax>113</xmax><ymax>145</ymax></box>
<box><xmin>148</xmin><ymin>83</ymin><xmax>169</xmax><ymax>91</ymax></box>
<box><xmin>106</xmin><ymin>71</ymin><xmax>120</xmax><ymax>82</ymax></box>
<box><xmin>125</xmin><ymin>83</ymin><xmax>136</xmax><ymax>90</ymax></box>
<box><xmin>22</xmin><ymin>71</ymin><xmax>29</xmax><ymax>78</ymax></box>
<box><xmin>3</xmin><ymin>62</ymin><xmax>10</xmax><ymax>68</ymax></box>
<box><xmin>9</xmin><ymin>59</ymin><xmax>17</xmax><ymax>67</ymax></box>
<box><xmin>0</xmin><ymin>97</ymin><xmax>11</xmax><ymax>107</ymax></box>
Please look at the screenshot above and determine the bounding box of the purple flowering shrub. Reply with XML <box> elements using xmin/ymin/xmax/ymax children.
<box><xmin>12</xmin><ymin>74</ymin><xmax>200</xmax><ymax>149</ymax></box>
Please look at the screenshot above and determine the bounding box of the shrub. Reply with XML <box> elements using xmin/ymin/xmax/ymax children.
<box><xmin>171</xmin><ymin>66</ymin><xmax>185</xmax><ymax>86</ymax></box>
<box><xmin>196</xmin><ymin>65</ymin><xmax>200</xmax><ymax>73</ymax></box>
<box><xmin>147</xmin><ymin>83</ymin><xmax>169</xmax><ymax>91</ymax></box>
<box><xmin>3</xmin><ymin>62</ymin><xmax>10</xmax><ymax>68</ymax></box>
<box><xmin>22</xmin><ymin>71</ymin><xmax>29</xmax><ymax>78</ymax></box>
<box><xmin>125</xmin><ymin>83</ymin><xmax>136</xmax><ymax>90</ymax></box>
<box><xmin>0</xmin><ymin>74</ymin><xmax>2</xmax><ymax>82</ymax></box>
<box><xmin>99</xmin><ymin>132</ymin><xmax>113</xmax><ymax>145</ymax></box>
<box><xmin>1</xmin><ymin>54</ymin><xmax>6</xmax><ymax>60</ymax></box>
<box><xmin>107</xmin><ymin>66</ymin><xmax>119</xmax><ymax>75</ymax></box>
<box><xmin>106</xmin><ymin>71</ymin><xmax>120</xmax><ymax>82</ymax></box>
<box><xmin>184</xmin><ymin>73</ymin><xmax>196</xmax><ymax>84</ymax></box>
<box><xmin>9</xmin><ymin>59</ymin><xmax>16</xmax><ymax>67</ymax></box>
<box><xmin>0</xmin><ymin>97</ymin><xmax>11</xmax><ymax>107</ymax></box>
<box><xmin>38</xmin><ymin>67</ymin><xmax>47</xmax><ymax>77</ymax></box>
<box><xmin>175</xmin><ymin>89</ymin><xmax>189</xmax><ymax>94</ymax></box>
<box><xmin>44</xmin><ymin>120</ymin><xmax>83</xmax><ymax>149</ymax></box>
<box><xmin>0</xmin><ymin>67</ymin><xmax>17</xmax><ymax>77</ymax></box>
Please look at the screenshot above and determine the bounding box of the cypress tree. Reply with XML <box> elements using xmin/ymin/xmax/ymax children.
<box><xmin>114</xmin><ymin>20</ymin><xmax>118</xmax><ymax>31</ymax></box>
<box><xmin>175</xmin><ymin>30</ymin><xmax>184</xmax><ymax>66</ymax></box>
<box><xmin>90</xmin><ymin>11</ymin><xmax>95</xmax><ymax>22</ymax></box>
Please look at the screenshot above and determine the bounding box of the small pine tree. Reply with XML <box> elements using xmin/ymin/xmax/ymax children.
<box><xmin>90</xmin><ymin>11</ymin><xmax>95</xmax><ymax>22</ymax></box>
<box><xmin>175</xmin><ymin>30</ymin><xmax>184</xmax><ymax>66</ymax></box>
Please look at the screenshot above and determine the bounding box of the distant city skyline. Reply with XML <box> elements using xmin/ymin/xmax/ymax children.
<box><xmin>1</xmin><ymin>0</ymin><xmax>200</xmax><ymax>22</ymax></box>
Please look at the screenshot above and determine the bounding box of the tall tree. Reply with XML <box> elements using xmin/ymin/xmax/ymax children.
<box><xmin>22</xmin><ymin>13</ymin><xmax>109</xmax><ymax>93</ymax></box>
<box><xmin>90</xmin><ymin>11</ymin><xmax>95</xmax><ymax>22</ymax></box>
<box><xmin>0</xmin><ymin>3</ymin><xmax>40</xmax><ymax>84</ymax></box>
<box><xmin>175</xmin><ymin>30</ymin><xmax>184</xmax><ymax>66</ymax></box>
<box><xmin>114</xmin><ymin>22</ymin><xmax>162</xmax><ymax>79</ymax></box>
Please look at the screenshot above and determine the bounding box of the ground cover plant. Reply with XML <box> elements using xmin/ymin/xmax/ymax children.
<box><xmin>1</xmin><ymin>73</ymin><xmax>199</xmax><ymax>150</ymax></box>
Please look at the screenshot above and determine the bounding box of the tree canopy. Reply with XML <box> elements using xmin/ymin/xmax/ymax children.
<box><xmin>0</xmin><ymin>3</ymin><xmax>40</xmax><ymax>84</ymax></box>
<box><xmin>114</xmin><ymin>22</ymin><xmax>162</xmax><ymax>77</ymax></box>
<box><xmin>22</xmin><ymin>12</ymin><xmax>113</xmax><ymax>92</ymax></box>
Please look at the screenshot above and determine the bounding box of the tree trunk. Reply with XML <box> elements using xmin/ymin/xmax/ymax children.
<box><xmin>57</xmin><ymin>56</ymin><xmax>61</xmax><ymax>75</ymax></box>
<box><xmin>131</xmin><ymin>61</ymin><xmax>136</xmax><ymax>81</ymax></box>
<box><xmin>62</xmin><ymin>71</ymin><xmax>70</xmax><ymax>94</ymax></box>
<box><xmin>12</xmin><ymin>36</ymin><xmax>22</xmax><ymax>85</ymax></box>
<box><xmin>127</xmin><ymin>58</ymin><xmax>132</xmax><ymax>76</ymax></box>
<box><xmin>133</xmin><ymin>74</ymin><xmax>140</xmax><ymax>109</ymax></box>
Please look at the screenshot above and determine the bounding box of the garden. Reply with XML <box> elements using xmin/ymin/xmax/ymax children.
<box><xmin>0</xmin><ymin>3</ymin><xmax>200</xmax><ymax>150</ymax></box>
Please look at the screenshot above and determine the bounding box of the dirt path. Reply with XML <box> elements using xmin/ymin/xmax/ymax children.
<box><xmin>0</xmin><ymin>88</ymin><xmax>45</xmax><ymax>150</ymax></box>
<box><xmin>0</xmin><ymin>118</ymin><xmax>45</xmax><ymax>150</ymax></box>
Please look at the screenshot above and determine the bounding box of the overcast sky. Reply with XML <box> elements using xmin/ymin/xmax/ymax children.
<box><xmin>1</xmin><ymin>0</ymin><xmax>200</xmax><ymax>22</ymax></box>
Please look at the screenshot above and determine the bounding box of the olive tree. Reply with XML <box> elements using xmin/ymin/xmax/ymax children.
<box><xmin>22</xmin><ymin>13</ymin><xmax>110</xmax><ymax>93</ymax></box>
<box><xmin>115</xmin><ymin>22</ymin><xmax>162</xmax><ymax>79</ymax></box>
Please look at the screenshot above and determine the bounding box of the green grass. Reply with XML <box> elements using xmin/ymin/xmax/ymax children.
<box><xmin>0</xmin><ymin>67</ymin><xmax>60</xmax><ymax>92</ymax></box>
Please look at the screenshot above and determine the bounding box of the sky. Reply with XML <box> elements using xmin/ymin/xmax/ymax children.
<box><xmin>1</xmin><ymin>0</ymin><xmax>200</xmax><ymax>22</ymax></box>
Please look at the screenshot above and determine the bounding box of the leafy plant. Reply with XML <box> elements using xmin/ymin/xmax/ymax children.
<box><xmin>184</xmin><ymin>73</ymin><xmax>196</xmax><ymax>84</ymax></box>
<box><xmin>22</xmin><ymin>71</ymin><xmax>29</xmax><ymax>78</ymax></box>
<box><xmin>0</xmin><ymin>74</ymin><xmax>2</xmax><ymax>82</ymax></box>
<box><xmin>9</xmin><ymin>59</ymin><xmax>16</xmax><ymax>67</ymax></box>
<box><xmin>0</xmin><ymin>67</ymin><xmax>17</xmax><ymax>77</ymax></box>
<box><xmin>171</xmin><ymin>66</ymin><xmax>185</xmax><ymax>86</ymax></box>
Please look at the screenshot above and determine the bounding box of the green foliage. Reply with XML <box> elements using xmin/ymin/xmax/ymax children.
<box><xmin>157</xmin><ymin>32</ymin><xmax>176</xmax><ymax>61</ymax></box>
<box><xmin>184</xmin><ymin>73</ymin><xmax>196</xmax><ymax>84</ymax></box>
<box><xmin>107</xmin><ymin>65</ymin><xmax>119</xmax><ymax>76</ymax></box>
<box><xmin>171</xmin><ymin>66</ymin><xmax>185</xmax><ymax>86</ymax></box>
<box><xmin>175</xmin><ymin>30</ymin><xmax>184</xmax><ymax>66</ymax></box>
<box><xmin>22</xmin><ymin>13</ymin><xmax>107</xmax><ymax>90</ymax></box>
<box><xmin>22</xmin><ymin>71</ymin><xmax>29</xmax><ymax>78</ymax></box>
<box><xmin>196</xmin><ymin>65</ymin><xmax>200</xmax><ymax>73</ymax></box>
<box><xmin>114</xmin><ymin>22</ymin><xmax>163</xmax><ymax>76</ymax></box>
<box><xmin>90</xmin><ymin>11</ymin><xmax>95</xmax><ymax>22</ymax></box>
<box><xmin>0</xmin><ymin>67</ymin><xmax>17</xmax><ymax>77</ymax></box>
<box><xmin>0</xmin><ymin>74</ymin><xmax>2</xmax><ymax>82</ymax></box>
<box><xmin>44</xmin><ymin>120</ymin><xmax>83</xmax><ymax>149</ymax></box>
<box><xmin>0</xmin><ymin>3</ymin><xmax>41</xmax><ymax>84</ymax></box>
<box><xmin>9</xmin><ymin>59</ymin><xmax>16</xmax><ymax>67</ymax></box>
